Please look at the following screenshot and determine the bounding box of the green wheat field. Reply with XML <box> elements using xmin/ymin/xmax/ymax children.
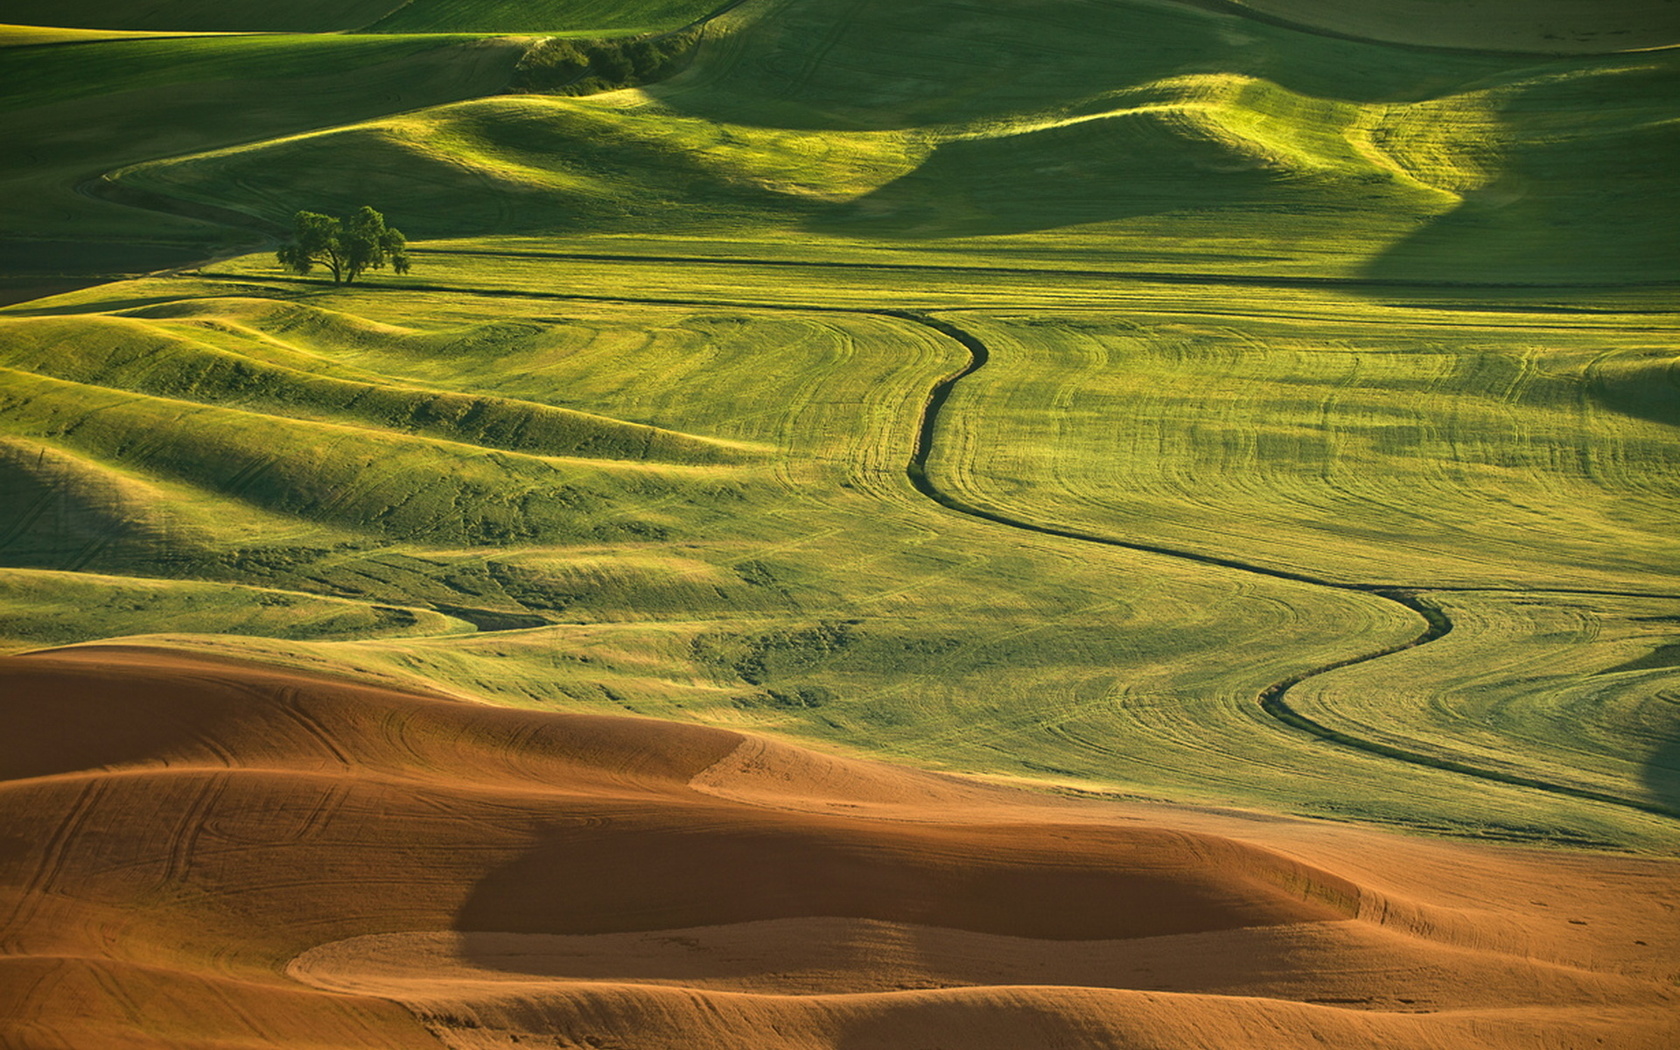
<box><xmin>2</xmin><ymin>0</ymin><xmax>1677</xmax><ymax>851</ymax></box>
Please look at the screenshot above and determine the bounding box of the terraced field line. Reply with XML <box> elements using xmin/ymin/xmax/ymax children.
<box><xmin>191</xmin><ymin>272</ymin><xmax>1677</xmax><ymax>817</ymax></box>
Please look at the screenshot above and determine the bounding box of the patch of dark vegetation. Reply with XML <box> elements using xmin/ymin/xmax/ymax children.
<box><xmin>370</xmin><ymin>605</ymin><xmax>419</xmax><ymax>628</ymax></box>
<box><xmin>734</xmin><ymin>559</ymin><xmax>778</xmax><ymax>588</ymax></box>
<box><xmin>510</xmin><ymin>28</ymin><xmax>702</xmax><ymax>96</ymax></box>
<box><xmin>592</xmin><ymin>518</ymin><xmax>671</xmax><ymax>542</ymax></box>
<box><xmin>734</xmin><ymin>685</ymin><xmax>834</xmax><ymax>710</ymax></box>
<box><xmin>692</xmin><ymin>620</ymin><xmax>860</xmax><ymax>688</ymax></box>
<box><xmin>482</xmin><ymin>560</ymin><xmax>585</xmax><ymax>614</ymax></box>
<box><xmin>212</xmin><ymin>544</ymin><xmax>350</xmax><ymax>579</ymax></box>
<box><xmin>1019</xmin><ymin>758</ymin><xmax>1085</xmax><ymax>778</ymax></box>
<box><xmin>878</xmin><ymin>635</ymin><xmax>964</xmax><ymax>657</ymax></box>
<box><xmin>765</xmin><ymin>684</ymin><xmax>833</xmax><ymax>709</ymax></box>
<box><xmin>733</xmin><ymin>621</ymin><xmax>859</xmax><ymax>686</ymax></box>
<box><xmin>429</xmin><ymin>603</ymin><xmax>549</xmax><ymax>631</ymax></box>
<box><xmin>732</xmin><ymin>558</ymin><xmax>798</xmax><ymax>604</ymax></box>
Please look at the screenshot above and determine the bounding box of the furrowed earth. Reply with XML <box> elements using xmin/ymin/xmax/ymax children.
<box><xmin>1</xmin><ymin>1</ymin><xmax>1676</xmax><ymax>1048</ymax></box>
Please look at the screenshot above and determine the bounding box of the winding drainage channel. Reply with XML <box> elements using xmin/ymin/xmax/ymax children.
<box><xmin>192</xmin><ymin>272</ymin><xmax>1676</xmax><ymax>820</ymax></box>
<box><xmin>892</xmin><ymin>311</ymin><xmax>1679</xmax><ymax>822</ymax></box>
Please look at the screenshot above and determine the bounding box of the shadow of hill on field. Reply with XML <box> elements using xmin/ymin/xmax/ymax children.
<box><xmin>815</xmin><ymin>111</ymin><xmax>1281</xmax><ymax>239</ymax></box>
<box><xmin>809</xmin><ymin>90</ymin><xmax>1439</xmax><ymax>240</ymax></box>
<box><xmin>454</xmin><ymin>812</ymin><xmax>1356</xmax><ymax>943</ymax></box>
<box><xmin>1614</xmin><ymin>638</ymin><xmax>1680</xmax><ymax>817</ymax></box>
<box><xmin>1587</xmin><ymin>354</ymin><xmax>1679</xmax><ymax>430</ymax></box>
<box><xmin>1363</xmin><ymin>61</ymin><xmax>1680</xmax><ymax>285</ymax></box>
<box><xmin>1644</xmin><ymin>715</ymin><xmax>1680</xmax><ymax>818</ymax></box>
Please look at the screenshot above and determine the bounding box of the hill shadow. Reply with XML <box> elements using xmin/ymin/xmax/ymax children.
<box><xmin>1362</xmin><ymin>181</ymin><xmax>1680</xmax><ymax>287</ymax></box>
<box><xmin>1646</xmin><ymin>727</ymin><xmax>1680</xmax><ymax>820</ymax></box>
<box><xmin>1586</xmin><ymin>359</ymin><xmax>1680</xmax><ymax>430</ymax></box>
<box><xmin>809</xmin><ymin>115</ymin><xmax>1283</xmax><ymax>239</ymax></box>
<box><xmin>454</xmin><ymin>805</ymin><xmax>1359</xmax><ymax>947</ymax></box>
<box><xmin>1363</xmin><ymin>61</ymin><xmax>1680</xmax><ymax>286</ymax></box>
<box><xmin>0</xmin><ymin>651</ymin><xmax>246</xmax><ymax>781</ymax></box>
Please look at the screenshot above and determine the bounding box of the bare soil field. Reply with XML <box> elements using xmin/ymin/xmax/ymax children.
<box><xmin>3</xmin><ymin>645</ymin><xmax>1675</xmax><ymax>1048</ymax></box>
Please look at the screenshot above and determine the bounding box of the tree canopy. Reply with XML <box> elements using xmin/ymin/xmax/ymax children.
<box><xmin>276</xmin><ymin>206</ymin><xmax>410</xmax><ymax>285</ymax></box>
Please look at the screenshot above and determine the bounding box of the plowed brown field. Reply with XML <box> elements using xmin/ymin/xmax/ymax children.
<box><xmin>2</xmin><ymin>646</ymin><xmax>1674</xmax><ymax>1049</ymax></box>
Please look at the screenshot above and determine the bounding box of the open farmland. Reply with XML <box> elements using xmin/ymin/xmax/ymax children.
<box><xmin>1</xmin><ymin>1</ymin><xmax>1677</xmax><ymax>1048</ymax></box>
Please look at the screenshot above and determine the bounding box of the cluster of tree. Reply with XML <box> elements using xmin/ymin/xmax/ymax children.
<box><xmin>276</xmin><ymin>206</ymin><xmax>409</xmax><ymax>285</ymax></box>
<box><xmin>510</xmin><ymin>27</ymin><xmax>701</xmax><ymax>96</ymax></box>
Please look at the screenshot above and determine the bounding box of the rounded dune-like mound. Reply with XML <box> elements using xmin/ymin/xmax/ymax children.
<box><xmin>2</xmin><ymin>646</ymin><xmax>1676</xmax><ymax>1049</ymax></box>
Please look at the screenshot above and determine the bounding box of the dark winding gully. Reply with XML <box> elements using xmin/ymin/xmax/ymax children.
<box><xmin>894</xmin><ymin>311</ymin><xmax>1679</xmax><ymax>822</ymax></box>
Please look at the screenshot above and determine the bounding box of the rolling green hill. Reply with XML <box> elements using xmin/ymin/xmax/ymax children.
<box><xmin>1</xmin><ymin>0</ymin><xmax>1676</xmax><ymax>852</ymax></box>
<box><xmin>0</xmin><ymin>31</ymin><xmax>529</xmax><ymax>303</ymax></box>
<box><xmin>93</xmin><ymin>0</ymin><xmax>1680</xmax><ymax>282</ymax></box>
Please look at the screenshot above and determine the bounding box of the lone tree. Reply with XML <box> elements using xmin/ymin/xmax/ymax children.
<box><xmin>276</xmin><ymin>206</ymin><xmax>410</xmax><ymax>285</ymax></box>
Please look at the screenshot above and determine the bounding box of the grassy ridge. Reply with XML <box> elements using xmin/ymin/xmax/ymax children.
<box><xmin>0</xmin><ymin>31</ymin><xmax>528</xmax><ymax>273</ymax></box>
<box><xmin>108</xmin><ymin>95</ymin><xmax>918</xmax><ymax>238</ymax></box>
<box><xmin>1</xmin><ymin>310</ymin><xmax>757</xmax><ymax>465</ymax></box>
<box><xmin>0</xmin><ymin>33</ymin><xmax>491</xmax><ymax>110</ymax></box>
<box><xmin>0</xmin><ymin>311</ymin><xmax>764</xmax><ymax>554</ymax></box>
<box><xmin>5</xmin><ymin>0</ymin><xmax>1674</xmax><ymax>280</ymax></box>
<box><xmin>0</xmin><ymin>566</ymin><xmax>468</xmax><ymax>651</ymax></box>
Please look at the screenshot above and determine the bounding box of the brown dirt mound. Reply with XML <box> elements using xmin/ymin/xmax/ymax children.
<box><xmin>2</xmin><ymin>645</ymin><xmax>1676</xmax><ymax>1049</ymax></box>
